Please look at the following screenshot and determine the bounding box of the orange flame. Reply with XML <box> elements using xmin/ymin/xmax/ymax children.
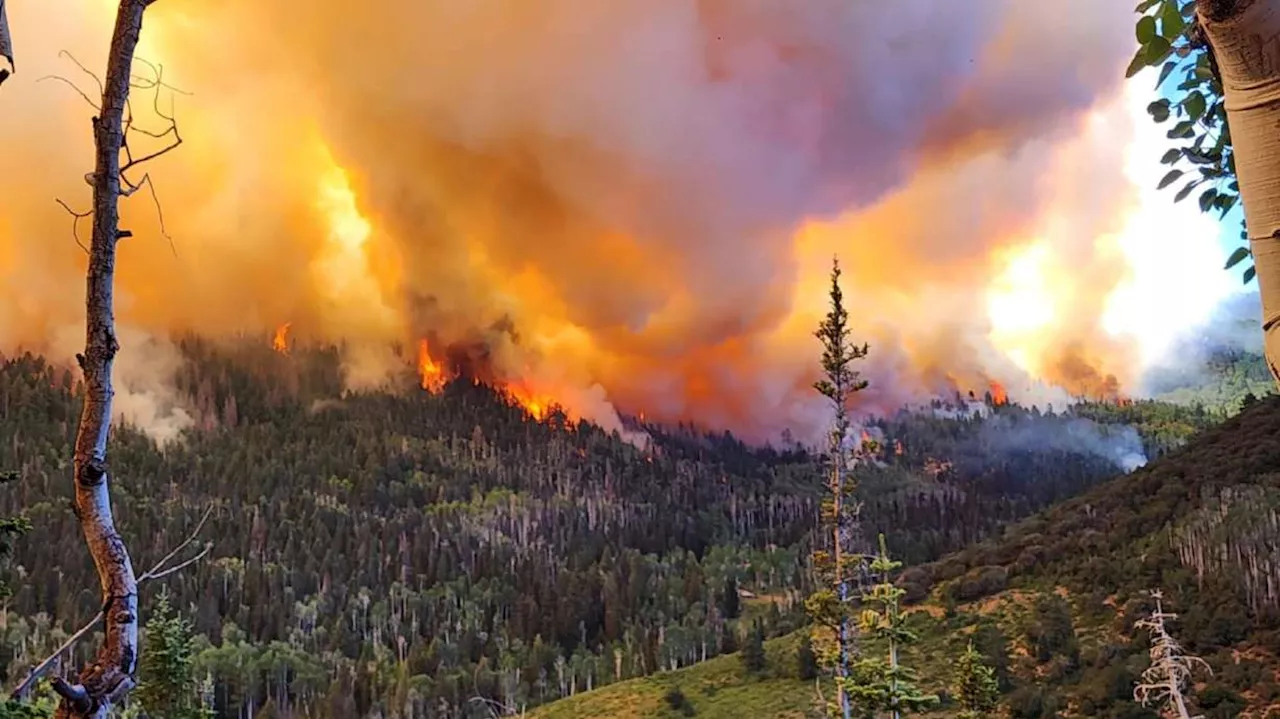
<box><xmin>272</xmin><ymin>323</ymin><xmax>291</xmax><ymax>355</ymax></box>
<box><xmin>508</xmin><ymin>384</ymin><xmax>553</xmax><ymax>420</ymax></box>
<box><xmin>416</xmin><ymin>339</ymin><xmax>446</xmax><ymax>393</ymax></box>
<box><xmin>989</xmin><ymin>381</ymin><xmax>1008</xmax><ymax>406</ymax></box>
<box><xmin>894</xmin><ymin>439</ymin><xmax>904</xmax><ymax>456</ymax></box>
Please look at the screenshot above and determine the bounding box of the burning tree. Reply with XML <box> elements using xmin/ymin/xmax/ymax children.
<box><xmin>2</xmin><ymin>2</ymin><xmax>211</xmax><ymax>717</ymax></box>
<box><xmin>804</xmin><ymin>256</ymin><xmax>870</xmax><ymax>719</ymax></box>
<box><xmin>1133</xmin><ymin>589</ymin><xmax>1210</xmax><ymax>719</ymax></box>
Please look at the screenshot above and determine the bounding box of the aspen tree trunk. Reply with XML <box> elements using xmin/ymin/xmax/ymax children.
<box><xmin>1198</xmin><ymin>0</ymin><xmax>1280</xmax><ymax>385</ymax></box>
<box><xmin>0</xmin><ymin>0</ymin><xmax>12</xmax><ymax>86</ymax></box>
<box><xmin>55</xmin><ymin>1</ymin><xmax>157</xmax><ymax>716</ymax></box>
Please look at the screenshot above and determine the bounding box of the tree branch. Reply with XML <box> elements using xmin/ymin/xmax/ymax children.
<box><xmin>54</xmin><ymin>199</ymin><xmax>92</xmax><ymax>255</ymax></box>
<box><xmin>9</xmin><ymin>506</ymin><xmax>214</xmax><ymax>703</ymax></box>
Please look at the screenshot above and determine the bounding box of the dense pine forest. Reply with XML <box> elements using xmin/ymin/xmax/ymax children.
<box><xmin>0</xmin><ymin>338</ymin><xmax>1252</xmax><ymax>718</ymax></box>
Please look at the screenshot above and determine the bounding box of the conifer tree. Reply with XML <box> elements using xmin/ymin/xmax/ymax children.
<box><xmin>805</xmin><ymin>256</ymin><xmax>870</xmax><ymax>719</ymax></box>
<box><xmin>847</xmin><ymin>534</ymin><xmax>938</xmax><ymax>719</ymax></box>
<box><xmin>134</xmin><ymin>589</ymin><xmax>211</xmax><ymax>719</ymax></box>
<box><xmin>952</xmin><ymin>641</ymin><xmax>999</xmax><ymax>719</ymax></box>
<box><xmin>796</xmin><ymin>633</ymin><xmax>819</xmax><ymax>682</ymax></box>
<box><xmin>721</xmin><ymin>576</ymin><xmax>742</xmax><ymax>620</ymax></box>
<box><xmin>741</xmin><ymin>619</ymin><xmax>767</xmax><ymax>674</ymax></box>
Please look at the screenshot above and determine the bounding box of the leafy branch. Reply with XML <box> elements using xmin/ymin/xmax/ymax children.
<box><xmin>1127</xmin><ymin>0</ymin><xmax>1251</xmax><ymax>283</ymax></box>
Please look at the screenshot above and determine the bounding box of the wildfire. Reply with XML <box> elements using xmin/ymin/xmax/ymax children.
<box><xmin>272</xmin><ymin>323</ymin><xmax>291</xmax><ymax>355</ymax></box>
<box><xmin>509</xmin><ymin>386</ymin><xmax>553</xmax><ymax>420</ymax></box>
<box><xmin>989</xmin><ymin>381</ymin><xmax>1008</xmax><ymax>406</ymax></box>
<box><xmin>416</xmin><ymin>339</ymin><xmax>446</xmax><ymax>393</ymax></box>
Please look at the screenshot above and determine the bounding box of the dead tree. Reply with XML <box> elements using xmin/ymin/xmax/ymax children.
<box><xmin>1133</xmin><ymin>590</ymin><xmax>1211</xmax><ymax>719</ymax></box>
<box><xmin>16</xmin><ymin>2</ymin><xmax>188</xmax><ymax>717</ymax></box>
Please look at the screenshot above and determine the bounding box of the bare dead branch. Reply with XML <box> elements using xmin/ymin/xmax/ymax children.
<box><xmin>11</xmin><ymin>614</ymin><xmax>103</xmax><ymax>701</ymax></box>
<box><xmin>56</xmin><ymin>51</ymin><xmax>104</xmax><ymax>99</ymax></box>
<box><xmin>9</xmin><ymin>506</ymin><xmax>214</xmax><ymax>702</ymax></box>
<box><xmin>36</xmin><ymin>75</ymin><xmax>99</xmax><ymax>111</ymax></box>
<box><xmin>138</xmin><ymin>505</ymin><xmax>213</xmax><ymax>582</ymax></box>
<box><xmin>54</xmin><ymin>199</ymin><xmax>92</xmax><ymax>255</ymax></box>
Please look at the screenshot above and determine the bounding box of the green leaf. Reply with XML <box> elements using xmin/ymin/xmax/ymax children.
<box><xmin>1175</xmin><ymin>181</ymin><xmax>1198</xmax><ymax>202</ymax></box>
<box><xmin>1184</xmin><ymin>91</ymin><xmax>1206</xmax><ymax>122</ymax></box>
<box><xmin>1147</xmin><ymin>98</ymin><xmax>1171</xmax><ymax>122</ymax></box>
<box><xmin>1125</xmin><ymin>47</ymin><xmax>1149</xmax><ymax>78</ymax></box>
<box><xmin>1161</xmin><ymin>1</ymin><xmax>1186</xmax><ymax>40</ymax></box>
<box><xmin>1157</xmin><ymin>60</ymin><xmax>1177</xmax><ymax>88</ymax></box>
<box><xmin>1158</xmin><ymin>169</ymin><xmax>1184</xmax><ymax>189</ymax></box>
<box><xmin>1167</xmin><ymin>120</ymin><xmax>1195</xmax><ymax>138</ymax></box>
<box><xmin>1146</xmin><ymin>35</ymin><xmax>1173</xmax><ymax>64</ymax></box>
<box><xmin>1135</xmin><ymin>0</ymin><xmax>1161</xmax><ymax>10</ymax></box>
<box><xmin>1225</xmin><ymin>246</ymin><xmax>1251</xmax><ymax>270</ymax></box>
<box><xmin>1183</xmin><ymin>149</ymin><xmax>1216</xmax><ymax>165</ymax></box>
<box><xmin>1137</xmin><ymin>15</ymin><xmax>1158</xmax><ymax>44</ymax></box>
<box><xmin>1160</xmin><ymin>148</ymin><xmax>1182</xmax><ymax>164</ymax></box>
<box><xmin>1218</xmin><ymin>194</ymin><xmax>1238</xmax><ymax>216</ymax></box>
<box><xmin>1199</xmin><ymin>188</ymin><xmax>1218</xmax><ymax>212</ymax></box>
<box><xmin>1245</xmin><ymin>265</ymin><xmax>1257</xmax><ymax>284</ymax></box>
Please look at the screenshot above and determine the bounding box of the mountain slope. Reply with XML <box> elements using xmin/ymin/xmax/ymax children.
<box><xmin>532</xmin><ymin>395</ymin><xmax>1280</xmax><ymax>718</ymax></box>
<box><xmin>0</xmin><ymin>343</ymin><xmax>1249</xmax><ymax>717</ymax></box>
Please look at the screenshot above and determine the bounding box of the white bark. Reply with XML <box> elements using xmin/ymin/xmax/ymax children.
<box><xmin>1198</xmin><ymin>0</ymin><xmax>1280</xmax><ymax>386</ymax></box>
<box><xmin>53</xmin><ymin>1</ymin><xmax>159</xmax><ymax>716</ymax></box>
<box><xmin>1133</xmin><ymin>591</ymin><xmax>1210</xmax><ymax>719</ymax></box>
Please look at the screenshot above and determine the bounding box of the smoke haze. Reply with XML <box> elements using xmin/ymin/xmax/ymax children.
<box><xmin>0</xmin><ymin>0</ymin><xmax>1230</xmax><ymax>442</ymax></box>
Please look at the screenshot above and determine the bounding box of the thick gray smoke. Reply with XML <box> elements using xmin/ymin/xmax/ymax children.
<box><xmin>978</xmin><ymin>413</ymin><xmax>1148</xmax><ymax>473</ymax></box>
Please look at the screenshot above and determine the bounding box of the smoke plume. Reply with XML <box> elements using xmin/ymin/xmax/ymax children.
<box><xmin>0</xmin><ymin>0</ymin><xmax>1224</xmax><ymax>442</ymax></box>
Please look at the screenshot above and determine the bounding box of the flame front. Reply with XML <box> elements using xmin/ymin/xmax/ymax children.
<box><xmin>0</xmin><ymin>2</ymin><xmax>1242</xmax><ymax>444</ymax></box>
<box><xmin>989</xmin><ymin>381</ymin><xmax>1008</xmax><ymax>406</ymax></box>
<box><xmin>417</xmin><ymin>339</ymin><xmax>446</xmax><ymax>393</ymax></box>
<box><xmin>272</xmin><ymin>323</ymin><xmax>291</xmax><ymax>355</ymax></box>
<box><xmin>507</xmin><ymin>383</ymin><xmax>555</xmax><ymax>421</ymax></box>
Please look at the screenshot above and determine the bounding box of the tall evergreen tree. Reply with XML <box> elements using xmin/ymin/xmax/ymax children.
<box><xmin>805</xmin><ymin>256</ymin><xmax>870</xmax><ymax>719</ymax></box>
<box><xmin>847</xmin><ymin>535</ymin><xmax>938</xmax><ymax>719</ymax></box>
<box><xmin>952</xmin><ymin>641</ymin><xmax>999</xmax><ymax>719</ymax></box>
<box><xmin>135</xmin><ymin>589</ymin><xmax>210</xmax><ymax>719</ymax></box>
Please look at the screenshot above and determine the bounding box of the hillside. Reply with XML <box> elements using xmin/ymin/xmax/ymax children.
<box><xmin>0</xmin><ymin>341</ymin><xmax>1230</xmax><ymax>717</ymax></box>
<box><xmin>532</xmin><ymin>395</ymin><xmax>1280</xmax><ymax>718</ymax></box>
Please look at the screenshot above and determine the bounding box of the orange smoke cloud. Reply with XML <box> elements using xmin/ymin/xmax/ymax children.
<box><xmin>0</xmin><ymin>1</ymin><xmax>1193</xmax><ymax>442</ymax></box>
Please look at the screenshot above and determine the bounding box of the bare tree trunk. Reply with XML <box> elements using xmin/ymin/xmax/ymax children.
<box><xmin>53</xmin><ymin>1</ymin><xmax>158</xmax><ymax>716</ymax></box>
<box><xmin>1198</xmin><ymin>0</ymin><xmax>1280</xmax><ymax>385</ymax></box>
<box><xmin>0</xmin><ymin>0</ymin><xmax>13</xmax><ymax>86</ymax></box>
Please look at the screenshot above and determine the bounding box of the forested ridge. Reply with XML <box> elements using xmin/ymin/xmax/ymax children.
<box><xmin>0</xmin><ymin>340</ymin><xmax>1245</xmax><ymax>717</ymax></box>
<box><xmin>535</xmin><ymin>378</ymin><xmax>1280</xmax><ymax>719</ymax></box>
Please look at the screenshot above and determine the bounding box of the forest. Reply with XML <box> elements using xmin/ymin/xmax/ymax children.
<box><xmin>0</xmin><ymin>338</ymin><xmax>1259</xmax><ymax>717</ymax></box>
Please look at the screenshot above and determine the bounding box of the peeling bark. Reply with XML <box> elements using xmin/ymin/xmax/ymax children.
<box><xmin>54</xmin><ymin>1</ymin><xmax>158</xmax><ymax>716</ymax></box>
<box><xmin>0</xmin><ymin>0</ymin><xmax>13</xmax><ymax>87</ymax></box>
<box><xmin>1197</xmin><ymin>0</ymin><xmax>1280</xmax><ymax>387</ymax></box>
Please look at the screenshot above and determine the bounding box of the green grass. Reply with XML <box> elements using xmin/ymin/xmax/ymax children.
<box><xmin>530</xmin><ymin>607</ymin><xmax>970</xmax><ymax>719</ymax></box>
<box><xmin>528</xmin><ymin>631</ymin><xmax>819</xmax><ymax>719</ymax></box>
